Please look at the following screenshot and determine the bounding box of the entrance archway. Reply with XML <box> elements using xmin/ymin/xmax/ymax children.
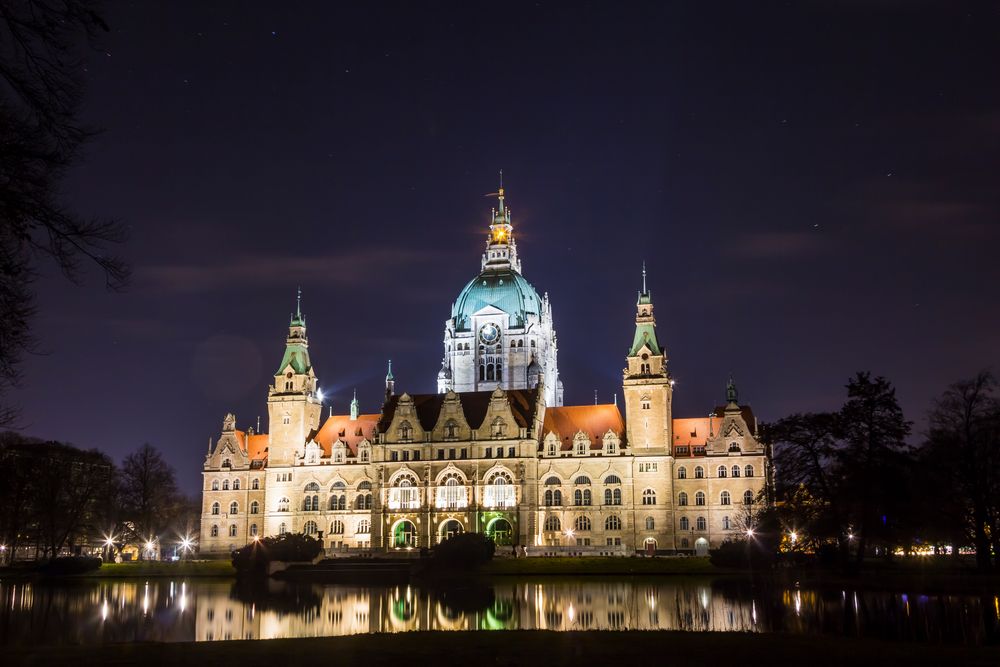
<box><xmin>486</xmin><ymin>518</ymin><xmax>514</xmax><ymax>546</ymax></box>
<box><xmin>695</xmin><ymin>537</ymin><xmax>709</xmax><ymax>556</ymax></box>
<box><xmin>392</xmin><ymin>520</ymin><xmax>417</xmax><ymax>549</ymax></box>
<box><xmin>440</xmin><ymin>519</ymin><xmax>464</xmax><ymax>542</ymax></box>
<box><xmin>644</xmin><ymin>537</ymin><xmax>657</xmax><ymax>556</ymax></box>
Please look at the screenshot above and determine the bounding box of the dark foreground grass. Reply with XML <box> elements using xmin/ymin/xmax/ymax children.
<box><xmin>87</xmin><ymin>560</ymin><xmax>236</xmax><ymax>577</ymax></box>
<box><xmin>8</xmin><ymin>631</ymin><xmax>998</xmax><ymax>667</ymax></box>
<box><xmin>482</xmin><ymin>556</ymin><xmax>721</xmax><ymax>576</ymax></box>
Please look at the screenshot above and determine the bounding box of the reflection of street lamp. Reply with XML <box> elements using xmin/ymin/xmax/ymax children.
<box><xmin>0</xmin><ymin>544</ymin><xmax>6</xmax><ymax>566</ymax></box>
<box><xmin>790</xmin><ymin>531</ymin><xmax>798</xmax><ymax>545</ymax></box>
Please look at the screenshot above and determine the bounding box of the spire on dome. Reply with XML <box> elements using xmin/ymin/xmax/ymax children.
<box><xmin>290</xmin><ymin>287</ymin><xmax>305</xmax><ymax>326</ymax></box>
<box><xmin>385</xmin><ymin>359</ymin><xmax>395</xmax><ymax>398</ymax></box>
<box><xmin>350</xmin><ymin>389</ymin><xmax>359</xmax><ymax>420</ymax></box>
<box><xmin>637</xmin><ymin>262</ymin><xmax>651</xmax><ymax>305</ymax></box>
<box><xmin>726</xmin><ymin>376</ymin><xmax>739</xmax><ymax>405</ymax></box>
<box><xmin>627</xmin><ymin>265</ymin><xmax>662</xmax><ymax>357</ymax></box>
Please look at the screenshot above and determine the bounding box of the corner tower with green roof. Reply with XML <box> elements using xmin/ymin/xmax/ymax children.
<box><xmin>267</xmin><ymin>289</ymin><xmax>323</xmax><ymax>466</ymax></box>
<box><xmin>622</xmin><ymin>265</ymin><xmax>673</xmax><ymax>451</ymax></box>
<box><xmin>438</xmin><ymin>184</ymin><xmax>563</xmax><ymax>406</ymax></box>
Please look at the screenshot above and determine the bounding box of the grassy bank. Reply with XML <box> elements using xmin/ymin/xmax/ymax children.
<box><xmin>9</xmin><ymin>630</ymin><xmax>998</xmax><ymax>667</ymax></box>
<box><xmin>86</xmin><ymin>560</ymin><xmax>236</xmax><ymax>578</ymax></box>
<box><xmin>481</xmin><ymin>556</ymin><xmax>722</xmax><ymax>576</ymax></box>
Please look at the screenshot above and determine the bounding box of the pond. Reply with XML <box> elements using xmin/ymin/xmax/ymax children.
<box><xmin>0</xmin><ymin>577</ymin><xmax>997</xmax><ymax>646</ymax></box>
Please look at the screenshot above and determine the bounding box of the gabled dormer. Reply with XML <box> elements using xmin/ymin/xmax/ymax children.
<box><xmin>432</xmin><ymin>390</ymin><xmax>472</xmax><ymax>441</ymax></box>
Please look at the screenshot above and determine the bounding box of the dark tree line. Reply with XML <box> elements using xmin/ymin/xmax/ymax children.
<box><xmin>768</xmin><ymin>370</ymin><xmax>1000</xmax><ymax>572</ymax></box>
<box><xmin>0</xmin><ymin>0</ymin><xmax>128</xmax><ymax>424</ymax></box>
<box><xmin>0</xmin><ymin>434</ymin><xmax>192</xmax><ymax>562</ymax></box>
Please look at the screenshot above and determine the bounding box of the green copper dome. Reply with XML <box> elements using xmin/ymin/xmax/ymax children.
<box><xmin>451</xmin><ymin>268</ymin><xmax>541</xmax><ymax>331</ymax></box>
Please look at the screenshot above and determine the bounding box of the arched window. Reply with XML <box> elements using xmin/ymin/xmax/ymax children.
<box><xmin>694</xmin><ymin>466</ymin><xmax>704</xmax><ymax>479</ymax></box>
<box><xmin>696</xmin><ymin>517</ymin><xmax>707</xmax><ymax>531</ymax></box>
<box><xmin>304</xmin><ymin>520</ymin><xmax>318</xmax><ymax>536</ymax></box>
<box><xmin>277</xmin><ymin>497</ymin><xmax>290</xmax><ymax>512</ymax></box>
<box><xmin>250</xmin><ymin>523</ymin><xmax>258</xmax><ymax>536</ymax></box>
<box><xmin>233</xmin><ymin>479</ymin><xmax>241</xmax><ymax>490</ymax></box>
<box><xmin>678</xmin><ymin>491</ymin><xmax>688</xmax><ymax>506</ymax></box>
<box><xmin>721</xmin><ymin>490</ymin><xmax>731</xmax><ymax>505</ymax></box>
<box><xmin>360</xmin><ymin>445</ymin><xmax>370</xmax><ymax>463</ymax></box>
<box><xmin>304</xmin><ymin>482</ymin><xmax>320</xmax><ymax>493</ymax></box>
<box><xmin>210</xmin><ymin>525</ymin><xmax>219</xmax><ymax>537</ymax></box>
<box><xmin>544</xmin><ymin>515</ymin><xmax>561</xmax><ymax>532</ymax></box>
<box><xmin>574</xmin><ymin>475</ymin><xmax>591</xmax><ymax>485</ymax></box>
<box><xmin>722</xmin><ymin>516</ymin><xmax>731</xmax><ymax>530</ymax></box>
<box><xmin>695</xmin><ymin>491</ymin><xmax>706</xmax><ymax>506</ymax></box>
<box><xmin>229</xmin><ymin>525</ymin><xmax>238</xmax><ymax>537</ymax></box>
<box><xmin>331</xmin><ymin>520</ymin><xmax>345</xmax><ymax>535</ymax></box>
<box><xmin>642</xmin><ymin>489</ymin><xmax>656</xmax><ymax>505</ymax></box>
<box><xmin>329</xmin><ymin>494</ymin><xmax>346</xmax><ymax>510</ymax></box>
<box><xmin>677</xmin><ymin>467</ymin><xmax>687</xmax><ymax>480</ymax></box>
<box><xmin>229</xmin><ymin>501</ymin><xmax>239</xmax><ymax>515</ymax></box>
<box><xmin>743</xmin><ymin>489</ymin><xmax>754</xmax><ymax>505</ymax></box>
<box><xmin>357</xmin><ymin>519</ymin><xmax>370</xmax><ymax>534</ymax></box>
<box><xmin>605</xmin><ymin>515</ymin><xmax>622</xmax><ymax>531</ymax></box>
<box><xmin>303</xmin><ymin>495</ymin><xmax>319</xmax><ymax>511</ymax></box>
<box><xmin>744</xmin><ymin>465</ymin><xmax>754</xmax><ymax>478</ymax></box>
<box><xmin>279</xmin><ymin>522</ymin><xmax>287</xmax><ymax>535</ymax></box>
<box><xmin>252</xmin><ymin>478</ymin><xmax>260</xmax><ymax>490</ymax></box>
<box><xmin>437</xmin><ymin>475</ymin><xmax>467</xmax><ymax>509</ymax></box>
<box><xmin>679</xmin><ymin>516</ymin><xmax>689</xmax><ymax>531</ymax></box>
<box><xmin>574</xmin><ymin>516</ymin><xmax>591</xmax><ymax>532</ymax></box>
<box><xmin>250</xmin><ymin>501</ymin><xmax>259</xmax><ymax>515</ymax></box>
<box><xmin>645</xmin><ymin>516</ymin><xmax>655</xmax><ymax>530</ymax></box>
<box><xmin>211</xmin><ymin>480</ymin><xmax>219</xmax><ymax>491</ymax></box>
<box><xmin>604</xmin><ymin>488</ymin><xmax>622</xmax><ymax>505</ymax></box>
<box><xmin>717</xmin><ymin>465</ymin><xmax>727</xmax><ymax>478</ymax></box>
<box><xmin>553</xmin><ymin>489</ymin><xmax>562</xmax><ymax>506</ymax></box>
<box><xmin>731</xmin><ymin>465</ymin><xmax>740</xmax><ymax>478</ymax></box>
<box><xmin>358</xmin><ymin>480</ymin><xmax>373</xmax><ymax>490</ymax></box>
<box><xmin>211</xmin><ymin>502</ymin><xmax>220</xmax><ymax>515</ymax></box>
<box><xmin>574</xmin><ymin>489</ymin><xmax>582</xmax><ymax>505</ymax></box>
<box><xmin>604</xmin><ymin>474</ymin><xmax>622</xmax><ymax>485</ymax></box>
<box><xmin>491</xmin><ymin>417</ymin><xmax>506</xmax><ymax>439</ymax></box>
<box><xmin>544</xmin><ymin>489</ymin><xmax>554</xmax><ymax>506</ymax></box>
<box><xmin>356</xmin><ymin>493</ymin><xmax>373</xmax><ymax>510</ymax></box>
<box><xmin>484</xmin><ymin>471</ymin><xmax>516</xmax><ymax>509</ymax></box>
<box><xmin>445</xmin><ymin>420</ymin><xmax>458</xmax><ymax>439</ymax></box>
<box><xmin>389</xmin><ymin>476</ymin><xmax>420</xmax><ymax>510</ymax></box>
<box><xmin>545</xmin><ymin>476</ymin><xmax>561</xmax><ymax>485</ymax></box>
<box><xmin>398</xmin><ymin>421</ymin><xmax>412</xmax><ymax>442</ymax></box>
<box><xmin>222</xmin><ymin>480</ymin><xmax>230</xmax><ymax>490</ymax></box>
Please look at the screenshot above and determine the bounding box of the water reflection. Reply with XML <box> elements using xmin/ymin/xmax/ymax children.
<box><xmin>0</xmin><ymin>578</ymin><xmax>997</xmax><ymax>646</ymax></box>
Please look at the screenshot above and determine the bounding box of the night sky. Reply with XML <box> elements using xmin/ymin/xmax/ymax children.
<box><xmin>19</xmin><ymin>1</ymin><xmax>1000</xmax><ymax>494</ymax></box>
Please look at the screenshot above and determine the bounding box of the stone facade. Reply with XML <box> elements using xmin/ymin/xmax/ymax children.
<box><xmin>200</xmin><ymin>193</ymin><xmax>770</xmax><ymax>556</ymax></box>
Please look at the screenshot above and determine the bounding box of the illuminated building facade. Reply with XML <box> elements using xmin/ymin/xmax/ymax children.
<box><xmin>200</xmin><ymin>190</ymin><xmax>769</xmax><ymax>556</ymax></box>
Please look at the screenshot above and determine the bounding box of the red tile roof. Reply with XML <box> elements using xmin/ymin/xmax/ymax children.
<box><xmin>543</xmin><ymin>404</ymin><xmax>625</xmax><ymax>450</ymax></box>
<box><xmin>310</xmin><ymin>414</ymin><xmax>379</xmax><ymax>456</ymax></box>
<box><xmin>234</xmin><ymin>430</ymin><xmax>269</xmax><ymax>461</ymax></box>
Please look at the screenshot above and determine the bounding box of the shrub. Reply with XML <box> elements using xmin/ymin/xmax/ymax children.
<box><xmin>232</xmin><ymin>533</ymin><xmax>323</xmax><ymax>575</ymax></box>
<box><xmin>432</xmin><ymin>532</ymin><xmax>496</xmax><ymax>569</ymax></box>
<box><xmin>39</xmin><ymin>556</ymin><xmax>102</xmax><ymax>575</ymax></box>
<box><xmin>709</xmin><ymin>538</ymin><xmax>776</xmax><ymax>569</ymax></box>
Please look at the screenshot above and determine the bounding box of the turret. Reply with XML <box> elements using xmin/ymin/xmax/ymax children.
<box><xmin>267</xmin><ymin>289</ymin><xmax>323</xmax><ymax>465</ymax></box>
<box><xmin>385</xmin><ymin>359</ymin><xmax>395</xmax><ymax>399</ymax></box>
<box><xmin>622</xmin><ymin>265</ymin><xmax>673</xmax><ymax>450</ymax></box>
<box><xmin>350</xmin><ymin>389</ymin><xmax>360</xmax><ymax>421</ymax></box>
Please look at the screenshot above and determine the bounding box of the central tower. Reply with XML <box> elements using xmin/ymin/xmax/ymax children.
<box><xmin>438</xmin><ymin>186</ymin><xmax>563</xmax><ymax>405</ymax></box>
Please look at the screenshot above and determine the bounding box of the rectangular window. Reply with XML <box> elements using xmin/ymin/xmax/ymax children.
<box><xmin>460</xmin><ymin>448</ymin><xmax>467</xmax><ymax>459</ymax></box>
<box><xmin>391</xmin><ymin>451</ymin><xmax>398</xmax><ymax>462</ymax></box>
<box><xmin>438</xmin><ymin>449</ymin><xmax>445</xmax><ymax>460</ymax></box>
<box><xmin>486</xmin><ymin>447</ymin><xmax>492</xmax><ymax>458</ymax></box>
<box><xmin>449</xmin><ymin>448</ymin><xmax>456</xmax><ymax>460</ymax></box>
<box><xmin>606</xmin><ymin>538</ymin><xmax>613</xmax><ymax>546</ymax></box>
<box><xmin>413</xmin><ymin>451</ymin><xmax>420</xmax><ymax>461</ymax></box>
<box><xmin>402</xmin><ymin>451</ymin><xmax>409</xmax><ymax>462</ymax></box>
<box><xmin>508</xmin><ymin>447</ymin><xmax>515</xmax><ymax>457</ymax></box>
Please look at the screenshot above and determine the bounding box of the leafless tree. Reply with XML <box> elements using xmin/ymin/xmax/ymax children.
<box><xmin>0</xmin><ymin>0</ymin><xmax>128</xmax><ymax>423</ymax></box>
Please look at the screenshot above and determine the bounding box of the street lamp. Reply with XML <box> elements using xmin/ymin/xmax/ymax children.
<box><xmin>790</xmin><ymin>531</ymin><xmax>798</xmax><ymax>545</ymax></box>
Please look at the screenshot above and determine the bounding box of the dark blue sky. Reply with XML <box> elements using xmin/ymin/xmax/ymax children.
<box><xmin>19</xmin><ymin>1</ymin><xmax>1000</xmax><ymax>493</ymax></box>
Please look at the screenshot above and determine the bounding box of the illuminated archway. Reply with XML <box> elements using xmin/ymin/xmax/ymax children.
<box><xmin>439</xmin><ymin>519</ymin><xmax>464</xmax><ymax>542</ymax></box>
<box><xmin>392</xmin><ymin>520</ymin><xmax>418</xmax><ymax>549</ymax></box>
<box><xmin>486</xmin><ymin>517</ymin><xmax>514</xmax><ymax>546</ymax></box>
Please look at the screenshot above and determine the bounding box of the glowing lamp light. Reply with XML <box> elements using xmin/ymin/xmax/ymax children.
<box><xmin>790</xmin><ymin>531</ymin><xmax>798</xmax><ymax>543</ymax></box>
<box><xmin>564</xmin><ymin>529</ymin><xmax>575</xmax><ymax>539</ymax></box>
<box><xmin>745</xmin><ymin>529</ymin><xmax>755</xmax><ymax>538</ymax></box>
<box><xmin>145</xmin><ymin>540</ymin><xmax>155</xmax><ymax>552</ymax></box>
<box><xmin>317</xmin><ymin>388</ymin><xmax>325</xmax><ymax>402</ymax></box>
<box><xmin>104</xmin><ymin>535</ymin><xmax>116</xmax><ymax>548</ymax></box>
<box><xmin>251</xmin><ymin>535</ymin><xmax>261</xmax><ymax>543</ymax></box>
<box><xmin>848</xmin><ymin>533</ymin><xmax>855</xmax><ymax>540</ymax></box>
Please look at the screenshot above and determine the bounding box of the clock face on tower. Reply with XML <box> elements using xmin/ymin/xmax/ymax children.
<box><xmin>479</xmin><ymin>322</ymin><xmax>501</xmax><ymax>345</ymax></box>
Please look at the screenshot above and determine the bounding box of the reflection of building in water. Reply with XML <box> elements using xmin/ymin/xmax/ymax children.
<box><xmin>192</xmin><ymin>581</ymin><xmax>762</xmax><ymax>640</ymax></box>
<box><xmin>200</xmin><ymin>188</ymin><xmax>770</xmax><ymax>556</ymax></box>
